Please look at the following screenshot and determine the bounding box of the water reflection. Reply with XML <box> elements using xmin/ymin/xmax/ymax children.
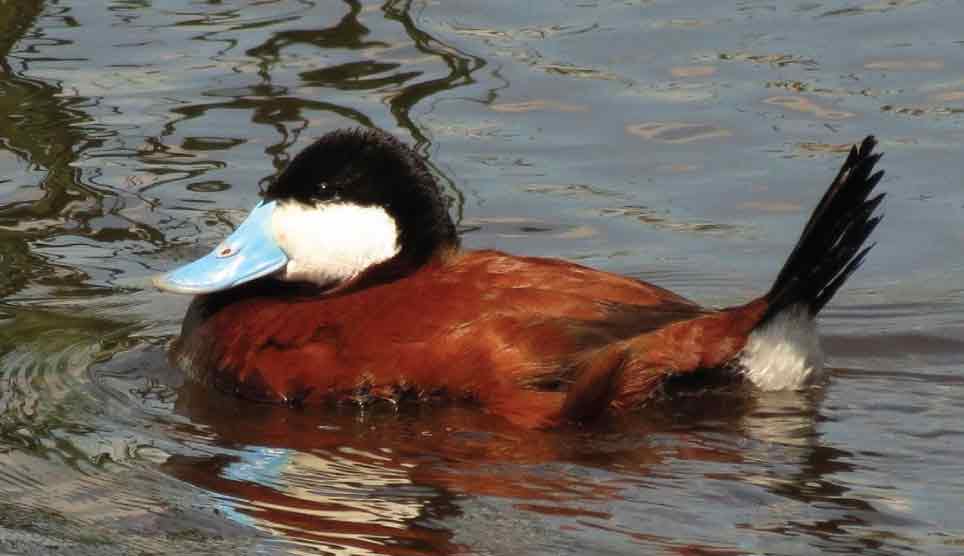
<box><xmin>164</xmin><ymin>377</ymin><xmax>682</xmax><ymax>554</ymax></box>
<box><xmin>155</xmin><ymin>368</ymin><xmax>921</xmax><ymax>555</ymax></box>
<box><xmin>168</xmin><ymin>386</ymin><xmax>469</xmax><ymax>554</ymax></box>
<box><xmin>0</xmin><ymin>0</ymin><xmax>93</xmax><ymax>298</ymax></box>
<box><xmin>0</xmin><ymin>1</ymin><xmax>489</xmax><ymax>552</ymax></box>
<box><xmin>2</xmin><ymin>0</ymin><xmax>486</xmax><ymax>304</ymax></box>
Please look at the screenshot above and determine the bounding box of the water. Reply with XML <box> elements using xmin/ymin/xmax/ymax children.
<box><xmin>1</xmin><ymin>1</ymin><xmax>962</xmax><ymax>554</ymax></box>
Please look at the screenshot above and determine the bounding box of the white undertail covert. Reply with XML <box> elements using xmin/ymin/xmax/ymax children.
<box><xmin>738</xmin><ymin>305</ymin><xmax>825</xmax><ymax>390</ymax></box>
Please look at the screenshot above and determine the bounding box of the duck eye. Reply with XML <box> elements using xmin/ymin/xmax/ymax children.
<box><xmin>316</xmin><ymin>181</ymin><xmax>342</xmax><ymax>200</ymax></box>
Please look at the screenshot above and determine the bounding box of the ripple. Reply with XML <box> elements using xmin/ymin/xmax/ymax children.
<box><xmin>0</xmin><ymin>310</ymin><xmax>120</xmax><ymax>438</ymax></box>
<box><xmin>522</xmin><ymin>180</ymin><xmax>623</xmax><ymax>196</ymax></box>
<box><xmin>795</xmin><ymin>142</ymin><xmax>856</xmax><ymax>154</ymax></box>
<box><xmin>537</xmin><ymin>63</ymin><xmax>626</xmax><ymax>82</ymax></box>
<box><xmin>880</xmin><ymin>103</ymin><xmax>964</xmax><ymax>118</ymax></box>
<box><xmin>820</xmin><ymin>0</ymin><xmax>924</xmax><ymax>17</ymax></box>
<box><xmin>670</xmin><ymin>65</ymin><xmax>717</xmax><ymax>78</ymax></box>
<box><xmin>623</xmin><ymin>81</ymin><xmax>716</xmax><ymax>103</ymax></box>
<box><xmin>460</xmin><ymin>216</ymin><xmax>599</xmax><ymax>240</ymax></box>
<box><xmin>599</xmin><ymin>206</ymin><xmax>744</xmax><ymax>236</ymax></box>
<box><xmin>715</xmin><ymin>52</ymin><xmax>818</xmax><ymax>68</ymax></box>
<box><xmin>625</xmin><ymin>122</ymin><xmax>732</xmax><ymax>143</ymax></box>
<box><xmin>864</xmin><ymin>59</ymin><xmax>945</xmax><ymax>71</ymax></box>
<box><xmin>932</xmin><ymin>90</ymin><xmax>964</xmax><ymax>102</ymax></box>
<box><xmin>763</xmin><ymin>96</ymin><xmax>855</xmax><ymax>120</ymax></box>
<box><xmin>490</xmin><ymin>100</ymin><xmax>589</xmax><ymax>113</ymax></box>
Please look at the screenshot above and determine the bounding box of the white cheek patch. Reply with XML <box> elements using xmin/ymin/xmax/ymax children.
<box><xmin>271</xmin><ymin>201</ymin><xmax>400</xmax><ymax>287</ymax></box>
<box><xmin>738</xmin><ymin>305</ymin><xmax>825</xmax><ymax>391</ymax></box>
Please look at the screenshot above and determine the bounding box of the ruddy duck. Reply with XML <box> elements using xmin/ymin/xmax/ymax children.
<box><xmin>155</xmin><ymin>129</ymin><xmax>884</xmax><ymax>428</ymax></box>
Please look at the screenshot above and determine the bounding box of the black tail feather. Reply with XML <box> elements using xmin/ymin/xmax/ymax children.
<box><xmin>761</xmin><ymin>136</ymin><xmax>885</xmax><ymax>324</ymax></box>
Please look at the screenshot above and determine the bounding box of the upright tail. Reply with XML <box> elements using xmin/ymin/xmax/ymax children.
<box><xmin>739</xmin><ymin>136</ymin><xmax>885</xmax><ymax>389</ymax></box>
<box><xmin>552</xmin><ymin>137</ymin><xmax>886</xmax><ymax>422</ymax></box>
<box><xmin>763</xmin><ymin>136</ymin><xmax>885</xmax><ymax>322</ymax></box>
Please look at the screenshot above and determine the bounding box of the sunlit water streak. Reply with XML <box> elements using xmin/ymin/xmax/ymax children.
<box><xmin>0</xmin><ymin>0</ymin><xmax>962</xmax><ymax>555</ymax></box>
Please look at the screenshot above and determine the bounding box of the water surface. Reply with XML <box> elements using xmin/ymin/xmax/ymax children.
<box><xmin>1</xmin><ymin>1</ymin><xmax>962</xmax><ymax>554</ymax></box>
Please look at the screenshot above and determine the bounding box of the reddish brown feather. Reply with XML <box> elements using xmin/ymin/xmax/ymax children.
<box><xmin>174</xmin><ymin>249</ymin><xmax>763</xmax><ymax>428</ymax></box>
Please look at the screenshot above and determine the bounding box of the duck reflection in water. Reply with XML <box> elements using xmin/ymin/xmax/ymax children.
<box><xmin>158</xmin><ymin>371</ymin><xmax>876</xmax><ymax>555</ymax></box>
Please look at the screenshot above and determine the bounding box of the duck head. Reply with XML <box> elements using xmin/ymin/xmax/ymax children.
<box><xmin>153</xmin><ymin>128</ymin><xmax>458</xmax><ymax>294</ymax></box>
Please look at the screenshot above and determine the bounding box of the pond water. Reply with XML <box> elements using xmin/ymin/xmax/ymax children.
<box><xmin>1</xmin><ymin>1</ymin><xmax>963</xmax><ymax>554</ymax></box>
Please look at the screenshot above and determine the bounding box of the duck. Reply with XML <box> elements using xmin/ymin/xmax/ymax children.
<box><xmin>154</xmin><ymin>128</ymin><xmax>884</xmax><ymax>428</ymax></box>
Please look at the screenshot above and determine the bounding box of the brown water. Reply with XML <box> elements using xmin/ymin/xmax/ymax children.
<box><xmin>1</xmin><ymin>1</ymin><xmax>963</xmax><ymax>554</ymax></box>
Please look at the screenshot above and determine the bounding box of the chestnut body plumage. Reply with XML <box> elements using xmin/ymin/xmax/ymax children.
<box><xmin>159</xmin><ymin>130</ymin><xmax>885</xmax><ymax>429</ymax></box>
